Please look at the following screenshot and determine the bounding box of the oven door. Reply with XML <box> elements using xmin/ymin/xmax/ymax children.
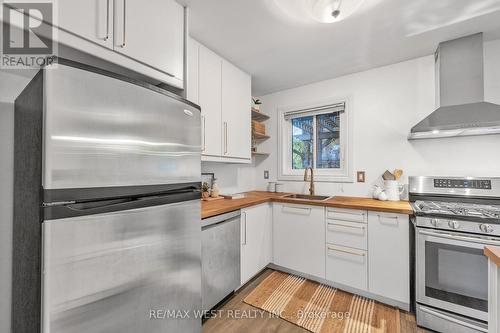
<box><xmin>416</xmin><ymin>227</ymin><xmax>500</xmax><ymax>322</ymax></box>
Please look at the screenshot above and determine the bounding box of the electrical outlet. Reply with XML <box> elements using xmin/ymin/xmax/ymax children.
<box><xmin>357</xmin><ymin>171</ymin><xmax>365</xmax><ymax>183</ymax></box>
<box><xmin>264</xmin><ymin>170</ymin><xmax>269</xmax><ymax>179</ymax></box>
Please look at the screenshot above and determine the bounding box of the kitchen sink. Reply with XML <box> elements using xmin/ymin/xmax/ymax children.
<box><xmin>284</xmin><ymin>194</ymin><xmax>331</xmax><ymax>201</ymax></box>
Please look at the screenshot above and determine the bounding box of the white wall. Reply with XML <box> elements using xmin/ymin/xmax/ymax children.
<box><xmin>0</xmin><ymin>69</ymin><xmax>37</xmax><ymax>333</ymax></box>
<box><xmin>249</xmin><ymin>39</ymin><xmax>500</xmax><ymax>197</ymax></box>
<box><xmin>201</xmin><ymin>161</ymin><xmax>258</xmax><ymax>194</ymax></box>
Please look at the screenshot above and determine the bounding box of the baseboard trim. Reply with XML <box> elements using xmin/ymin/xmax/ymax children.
<box><xmin>267</xmin><ymin>263</ymin><xmax>410</xmax><ymax>312</ymax></box>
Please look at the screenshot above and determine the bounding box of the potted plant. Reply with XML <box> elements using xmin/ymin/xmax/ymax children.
<box><xmin>252</xmin><ymin>98</ymin><xmax>262</xmax><ymax>112</ymax></box>
<box><xmin>201</xmin><ymin>182</ymin><xmax>210</xmax><ymax>199</ymax></box>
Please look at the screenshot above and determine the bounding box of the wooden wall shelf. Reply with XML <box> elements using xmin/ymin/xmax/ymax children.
<box><xmin>251</xmin><ymin>151</ymin><xmax>270</xmax><ymax>156</ymax></box>
<box><xmin>251</xmin><ymin>110</ymin><xmax>270</xmax><ymax>122</ymax></box>
<box><xmin>251</xmin><ymin>108</ymin><xmax>270</xmax><ymax>159</ymax></box>
<box><xmin>253</xmin><ymin>133</ymin><xmax>270</xmax><ymax>140</ymax></box>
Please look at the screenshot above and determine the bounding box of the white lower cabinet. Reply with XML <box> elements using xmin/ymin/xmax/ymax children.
<box><xmin>368</xmin><ymin>211</ymin><xmax>410</xmax><ymax>304</ymax></box>
<box><xmin>240</xmin><ymin>204</ymin><xmax>272</xmax><ymax>285</ymax></box>
<box><xmin>273</xmin><ymin>204</ymin><xmax>325</xmax><ymax>279</ymax></box>
<box><xmin>204</xmin><ymin>203</ymin><xmax>408</xmax><ymax>308</ymax></box>
<box><xmin>324</xmin><ymin>208</ymin><xmax>409</xmax><ymax>307</ymax></box>
<box><xmin>325</xmin><ymin>208</ymin><xmax>368</xmax><ymax>291</ymax></box>
<box><xmin>326</xmin><ymin>244</ymin><xmax>368</xmax><ymax>291</ymax></box>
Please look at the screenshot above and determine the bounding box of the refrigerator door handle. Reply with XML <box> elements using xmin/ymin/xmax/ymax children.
<box><xmin>45</xmin><ymin>188</ymin><xmax>201</xmax><ymax>220</ymax></box>
<box><xmin>65</xmin><ymin>198</ymin><xmax>135</xmax><ymax>212</ymax></box>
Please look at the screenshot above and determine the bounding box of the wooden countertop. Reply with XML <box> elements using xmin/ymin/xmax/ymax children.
<box><xmin>201</xmin><ymin>191</ymin><xmax>286</xmax><ymax>219</ymax></box>
<box><xmin>484</xmin><ymin>246</ymin><xmax>500</xmax><ymax>267</ymax></box>
<box><xmin>201</xmin><ymin>191</ymin><xmax>414</xmax><ymax>219</ymax></box>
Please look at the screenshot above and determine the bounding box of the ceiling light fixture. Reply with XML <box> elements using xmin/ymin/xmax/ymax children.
<box><xmin>308</xmin><ymin>0</ymin><xmax>365</xmax><ymax>23</ymax></box>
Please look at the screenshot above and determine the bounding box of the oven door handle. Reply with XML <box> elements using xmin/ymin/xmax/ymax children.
<box><xmin>419</xmin><ymin>229</ymin><xmax>500</xmax><ymax>246</ymax></box>
<box><xmin>419</xmin><ymin>306</ymin><xmax>488</xmax><ymax>333</ymax></box>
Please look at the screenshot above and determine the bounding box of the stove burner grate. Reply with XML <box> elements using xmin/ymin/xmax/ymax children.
<box><xmin>414</xmin><ymin>200</ymin><xmax>500</xmax><ymax>219</ymax></box>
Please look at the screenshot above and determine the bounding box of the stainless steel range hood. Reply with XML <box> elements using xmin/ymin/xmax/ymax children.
<box><xmin>408</xmin><ymin>33</ymin><xmax>500</xmax><ymax>140</ymax></box>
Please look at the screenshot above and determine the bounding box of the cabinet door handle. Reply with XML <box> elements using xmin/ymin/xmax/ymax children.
<box><xmin>327</xmin><ymin>246</ymin><xmax>365</xmax><ymax>257</ymax></box>
<box><xmin>224</xmin><ymin>122</ymin><xmax>228</xmax><ymax>154</ymax></box>
<box><xmin>378</xmin><ymin>214</ymin><xmax>399</xmax><ymax>224</ymax></box>
<box><xmin>98</xmin><ymin>0</ymin><xmax>109</xmax><ymax>40</ymax></box>
<box><xmin>120</xmin><ymin>0</ymin><xmax>126</xmax><ymax>47</ymax></box>
<box><xmin>282</xmin><ymin>205</ymin><xmax>311</xmax><ymax>215</ymax></box>
<box><xmin>201</xmin><ymin>115</ymin><xmax>206</xmax><ymax>152</ymax></box>
<box><xmin>105</xmin><ymin>0</ymin><xmax>109</xmax><ymax>41</ymax></box>
<box><xmin>242</xmin><ymin>212</ymin><xmax>247</xmax><ymax>245</ymax></box>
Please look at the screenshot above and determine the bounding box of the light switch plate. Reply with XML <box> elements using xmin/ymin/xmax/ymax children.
<box><xmin>357</xmin><ymin>171</ymin><xmax>365</xmax><ymax>183</ymax></box>
<box><xmin>264</xmin><ymin>170</ymin><xmax>269</xmax><ymax>179</ymax></box>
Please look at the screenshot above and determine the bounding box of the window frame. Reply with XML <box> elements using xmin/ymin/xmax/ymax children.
<box><xmin>277</xmin><ymin>97</ymin><xmax>353</xmax><ymax>183</ymax></box>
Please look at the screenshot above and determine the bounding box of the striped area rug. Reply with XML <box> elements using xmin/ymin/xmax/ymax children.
<box><xmin>244</xmin><ymin>271</ymin><xmax>400</xmax><ymax>333</ymax></box>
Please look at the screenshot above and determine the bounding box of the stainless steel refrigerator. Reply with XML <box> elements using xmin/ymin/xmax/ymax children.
<box><xmin>12</xmin><ymin>59</ymin><xmax>202</xmax><ymax>333</ymax></box>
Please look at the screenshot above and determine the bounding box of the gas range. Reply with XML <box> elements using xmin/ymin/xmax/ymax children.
<box><xmin>409</xmin><ymin>176</ymin><xmax>500</xmax><ymax>333</ymax></box>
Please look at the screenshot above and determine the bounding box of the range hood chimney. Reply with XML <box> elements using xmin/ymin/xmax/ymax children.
<box><xmin>408</xmin><ymin>33</ymin><xmax>500</xmax><ymax>140</ymax></box>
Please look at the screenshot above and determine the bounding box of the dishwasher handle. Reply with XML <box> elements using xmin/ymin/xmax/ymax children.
<box><xmin>201</xmin><ymin>210</ymin><xmax>241</xmax><ymax>229</ymax></box>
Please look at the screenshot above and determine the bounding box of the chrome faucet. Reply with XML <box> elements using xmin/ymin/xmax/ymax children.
<box><xmin>304</xmin><ymin>167</ymin><xmax>315</xmax><ymax>196</ymax></box>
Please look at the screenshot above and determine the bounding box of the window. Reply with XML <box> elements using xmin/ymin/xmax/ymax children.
<box><xmin>278</xmin><ymin>101</ymin><xmax>351</xmax><ymax>182</ymax></box>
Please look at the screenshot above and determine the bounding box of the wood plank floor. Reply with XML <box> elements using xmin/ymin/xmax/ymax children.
<box><xmin>203</xmin><ymin>269</ymin><xmax>430</xmax><ymax>333</ymax></box>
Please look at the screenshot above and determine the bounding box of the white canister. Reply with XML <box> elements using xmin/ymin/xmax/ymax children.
<box><xmin>384</xmin><ymin>180</ymin><xmax>404</xmax><ymax>201</ymax></box>
<box><xmin>267</xmin><ymin>182</ymin><xmax>276</xmax><ymax>192</ymax></box>
<box><xmin>372</xmin><ymin>185</ymin><xmax>383</xmax><ymax>199</ymax></box>
<box><xmin>275</xmin><ymin>183</ymin><xmax>285</xmax><ymax>192</ymax></box>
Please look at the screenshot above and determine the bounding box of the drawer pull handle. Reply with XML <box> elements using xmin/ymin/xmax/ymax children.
<box><xmin>330</xmin><ymin>210</ymin><xmax>365</xmax><ymax>216</ymax></box>
<box><xmin>328</xmin><ymin>246</ymin><xmax>365</xmax><ymax>257</ymax></box>
<box><xmin>328</xmin><ymin>222</ymin><xmax>365</xmax><ymax>230</ymax></box>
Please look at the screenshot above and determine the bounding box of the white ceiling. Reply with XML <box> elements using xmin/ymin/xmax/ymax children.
<box><xmin>182</xmin><ymin>0</ymin><xmax>500</xmax><ymax>96</ymax></box>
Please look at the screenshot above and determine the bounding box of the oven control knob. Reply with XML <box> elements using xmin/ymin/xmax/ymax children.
<box><xmin>448</xmin><ymin>220</ymin><xmax>460</xmax><ymax>229</ymax></box>
<box><xmin>480</xmin><ymin>224</ymin><xmax>494</xmax><ymax>233</ymax></box>
<box><xmin>430</xmin><ymin>218</ymin><xmax>439</xmax><ymax>226</ymax></box>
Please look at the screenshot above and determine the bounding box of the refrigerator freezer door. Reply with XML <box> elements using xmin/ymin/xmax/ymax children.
<box><xmin>42</xmin><ymin>199</ymin><xmax>201</xmax><ymax>333</ymax></box>
<box><xmin>43</xmin><ymin>64</ymin><xmax>201</xmax><ymax>190</ymax></box>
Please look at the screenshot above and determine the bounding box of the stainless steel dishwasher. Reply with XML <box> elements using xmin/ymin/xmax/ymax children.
<box><xmin>201</xmin><ymin>210</ymin><xmax>241</xmax><ymax>312</ymax></box>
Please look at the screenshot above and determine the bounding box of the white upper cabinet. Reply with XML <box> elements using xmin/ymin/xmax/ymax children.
<box><xmin>187</xmin><ymin>38</ymin><xmax>200</xmax><ymax>104</ymax></box>
<box><xmin>222</xmin><ymin>60</ymin><xmax>251</xmax><ymax>160</ymax></box>
<box><xmin>57</xmin><ymin>0</ymin><xmax>113</xmax><ymax>48</ymax></box>
<box><xmin>199</xmin><ymin>45</ymin><xmax>222</xmax><ymax>157</ymax></box>
<box><xmin>189</xmin><ymin>38</ymin><xmax>251</xmax><ymax>163</ymax></box>
<box><xmin>53</xmin><ymin>0</ymin><xmax>185</xmax><ymax>88</ymax></box>
<box><xmin>113</xmin><ymin>0</ymin><xmax>184</xmax><ymax>83</ymax></box>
